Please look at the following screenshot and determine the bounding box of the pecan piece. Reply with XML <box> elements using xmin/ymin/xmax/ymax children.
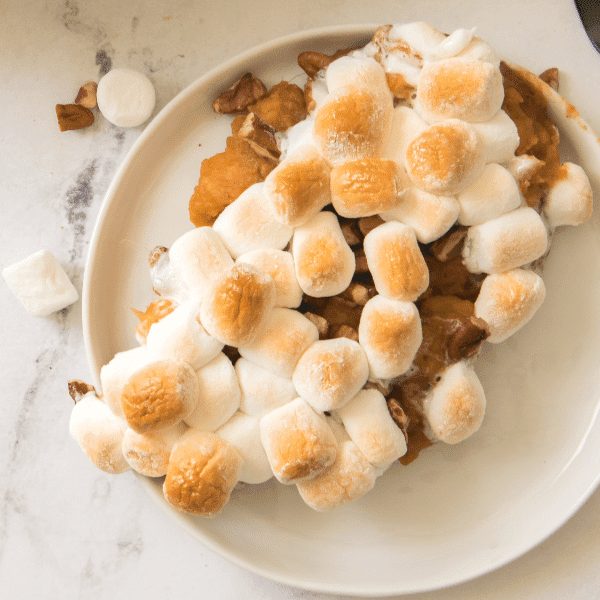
<box><xmin>447</xmin><ymin>316</ymin><xmax>490</xmax><ymax>362</ymax></box>
<box><xmin>56</xmin><ymin>103</ymin><xmax>94</xmax><ymax>131</ymax></box>
<box><xmin>297</xmin><ymin>47</ymin><xmax>359</xmax><ymax>78</ymax></box>
<box><xmin>68</xmin><ymin>380</ymin><xmax>97</xmax><ymax>403</ymax></box>
<box><xmin>236</xmin><ymin>112</ymin><xmax>281</xmax><ymax>161</ymax></box>
<box><xmin>333</xmin><ymin>324</ymin><xmax>359</xmax><ymax>342</ymax></box>
<box><xmin>303</xmin><ymin>312</ymin><xmax>329</xmax><ymax>339</ymax></box>
<box><xmin>212</xmin><ymin>73</ymin><xmax>268</xmax><ymax>114</ymax></box>
<box><xmin>340</xmin><ymin>282</ymin><xmax>370</xmax><ymax>306</ymax></box>
<box><xmin>429</xmin><ymin>226</ymin><xmax>468</xmax><ymax>262</ymax></box>
<box><xmin>75</xmin><ymin>81</ymin><xmax>98</xmax><ymax>108</ymax></box>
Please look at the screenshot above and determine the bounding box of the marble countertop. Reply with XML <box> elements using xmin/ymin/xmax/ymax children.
<box><xmin>2</xmin><ymin>0</ymin><xmax>600</xmax><ymax>598</ymax></box>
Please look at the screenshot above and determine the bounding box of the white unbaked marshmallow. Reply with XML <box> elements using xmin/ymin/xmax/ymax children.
<box><xmin>462</xmin><ymin>207</ymin><xmax>548</xmax><ymax>274</ymax></box>
<box><xmin>471</xmin><ymin>110</ymin><xmax>519</xmax><ymax>164</ymax></box>
<box><xmin>543</xmin><ymin>162</ymin><xmax>593</xmax><ymax>228</ymax></box>
<box><xmin>336</xmin><ymin>388</ymin><xmax>407</xmax><ymax>465</ymax></box>
<box><xmin>97</xmin><ymin>68</ymin><xmax>156</xmax><ymax>127</ymax></box>
<box><xmin>185</xmin><ymin>352</ymin><xmax>241</xmax><ymax>431</ymax></box>
<box><xmin>2</xmin><ymin>250</ymin><xmax>78</xmax><ymax>317</ymax></box>
<box><xmin>212</xmin><ymin>183</ymin><xmax>293</xmax><ymax>258</ymax></box>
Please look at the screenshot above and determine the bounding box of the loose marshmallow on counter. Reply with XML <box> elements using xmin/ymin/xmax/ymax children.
<box><xmin>122</xmin><ymin>422</ymin><xmax>187</xmax><ymax>477</ymax></box>
<box><xmin>185</xmin><ymin>352</ymin><xmax>241</xmax><ymax>431</ymax></box>
<box><xmin>217</xmin><ymin>412</ymin><xmax>273</xmax><ymax>484</ymax></box>
<box><xmin>212</xmin><ymin>183</ymin><xmax>293</xmax><ymax>258</ymax></box>
<box><xmin>200</xmin><ymin>263</ymin><xmax>276</xmax><ymax>347</ymax></box>
<box><xmin>70</xmin><ymin>393</ymin><xmax>130</xmax><ymax>474</ymax></box>
<box><xmin>263</xmin><ymin>145</ymin><xmax>331</xmax><ymax>227</ymax></box>
<box><xmin>3</xmin><ymin>250</ymin><xmax>79</xmax><ymax>317</ymax></box>
<box><xmin>543</xmin><ymin>162</ymin><xmax>593</xmax><ymax>228</ymax></box>
<box><xmin>406</xmin><ymin>119</ymin><xmax>486</xmax><ymax>195</ymax></box>
<box><xmin>236</xmin><ymin>248</ymin><xmax>303</xmax><ymax>308</ymax></box>
<box><xmin>296</xmin><ymin>439</ymin><xmax>376</xmax><ymax>511</ymax></box>
<box><xmin>471</xmin><ymin>110</ymin><xmax>519</xmax><ymax>164</ymax></box>
<box><xmin>457</xmin><ymin>163</ymin><xmax>521</xmax><ymax>226</ymax></box>
<box><xmin>292</xmin><ymin>338</ymin><xmax>369</xmax><ymax>412</ymax></box>
<box><xmin>239</xmin><ymin>307</ymin><xmax>319</xmax><ymax>379</ymax></box>
<box><xmin>336</xmin><ymin>388</ymin><xmax>407</xmax><ymax>465</ymax></box>
<box><xmin>292</xmin><ymin>211</ymin><xmax>355</xmax><ymax>298</ymax></box>
<box><xmin>364</xmin><ymin>221</ymin><xmax>429</xmax><ymax>302</ymax></box>
<box><xmin>383</xmin><ymin>106</ymin><xmax>428</xmax><ymax>168</ymax></box>
<box><xmin>475</xmin><ymin>268</ymin><xmax>546</xmax><ymax>343</ymax></box>
<box><xmin>146</xmin><ymin>300</ymin><xmax>223</xmax><ymax>370</ymax></box>
<box><xmin>325</xmin><ymin>55</ymin><xmax>389</xmax><ymax>95</ymax></box>
<box><xmin>358</xmin><ymin>295</ymin><xmax>422</xmax><ymax>380</ymax></box>
<box><xmin>462</xmin><ymin>207</ymin><xmax>548</xmax><ymax>274</ymax></box>
<box><xmin>422</xmin><ymin>361</ymin><xmax>486</xmax><ymax>444</ymax></box>
<box><xmin>97</xmin><ymin>68</ymin><xmax>156</xmax><ymax>127</ymax></box>
<box><xmin>380</xmin><ymin>186</ymin><xmax>459</xmax><ymax>244</ymax></box>
<box><xmin>259</xmin><ymin>397</ymin><xmax>338</xmax><ymax>484</ymax></box>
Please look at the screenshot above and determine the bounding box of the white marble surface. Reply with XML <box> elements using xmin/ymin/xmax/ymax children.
<box><xmin>2</xmin><ymin>0</ymin><xmax>600</xmax><ymax>598</ymax></box>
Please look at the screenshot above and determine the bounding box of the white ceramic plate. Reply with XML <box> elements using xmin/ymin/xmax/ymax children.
<box><xmin>83</xmin><ymin>25</ymin><xmax>600</xmax><ymax>596</ymax></box>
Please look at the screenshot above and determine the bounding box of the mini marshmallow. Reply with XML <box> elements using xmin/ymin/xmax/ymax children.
<box><xmin>336</xmin><ymin>388</ymin><xmax>407</xmax><ymax>465</ymax></box>
<box><xmin>292</xmin><ymin>211</ymin><xmax>355</xmax><ymax>297</ymax></box>
<box><xmin>330</xmin><ymin>158</ymin><xmax>406</xmax><ymax>218</ymax></box>
<box><xmin>358</xmin><ymin>295</ymin><xmax>422</xmax><ymax>380</ymax></box>
<box><xmin>507</xmin><ymin>154</ymin><xmax>544</xmax><ymax>186</ymax></box>
<box><xmin>296</xmin><ymin>440</ymin><xmax>376</xmax><ymax>511</ymax></box>
<box><xmin>543</xmin><ymin>162</ymin><xmax>593</xmax><ymax>228</ymax></box>
<box><xmin>292</xmin><ymin>338</ymin><xmax>369</xmax><ymax>412</ymax></box>
<box><xmin>100</xmin><ymin>345</ymin><xmax>150</xmax><ymax>418</ymax></box>
<box><xmin>423</xmin><ymin>28</ymin><xmax>476</xmax><ymax>62</ymax></box>
<box><xmin>263</xmin><ymin>145</ymin><xmax>331</xmax><ymax>228</ymax></box>
<box><xmin>122</xmin><ymin>422</ymin><xmax>187</xmax><ymax>477</ymax></box>
<box><xmin>383</xmin><ymin>106</ymin><xmax>428</xmax><ymax>168</ymax></box>
<box><xmin>364</xmin><ymin>222</ymin><xmax>429</xmax><ymax>302</ymax></box>
<box><xmin>69</xmin><ymin>394</ymin><xmax>130</xmax><ymax>474</ymax></box>
<box><xmin>212</xmin><ymin>183</ymin><xmax>293</xmax><ymax>258</ymax></box>
<box><xmin>380</xmin><ymin>186</ymin><xmax>460</xmax><ymax>244</ymax></box>
<box><xmin>471</xmin><ymin>110</ymin><xmax>519</xmax><ymax>164</ymax></box>
<box><xmin>97</xmin><ymin>68</ymin><xmax>156</xmax><ymax>127</ymax></box>
<box><xmin>3</xmin><ymin>250</ymin><xmax>78</xmax><ymax>317</ymax></box>
<box><xmin>235</xmin><ymin>357</ymin><xmax>297</xmax><ymax>418</ymax></box>
<box><xmin>146</xmin><ymin>300</ymin><xmax>223</xmax><ymax>370</ymax></box>
<box><xmin>325</xmin><ymin>55</ymin><xmax>389</xmax><ymax>95</ymax></box>
<box><xmin>416</xmin><ymin>58</ymin><xmax>504</xmax><ymax>124</ymax></box>
<box><xmin>389</xmin><ymin>22</ymin><xmax>446</xmax><ymax>56</ymax></box>
<box><xmin>475</xmin><ymin>269</ymin><xmax>546</xmax><ymax>343</ymax></box>
<box><xmin>406</xmin><ymin>119</ymin><xmax>485</xmax><ymax>195</ymax></box>
<box><xmin>200</xmin><ymin>263</ymin><xmax>276</xmax><ymax>347</ymax></box>
<box><xmin>422</xmin><ymin>361</ymin><xmax>486</xmax><ymax>444</ymax></box>
<box><xmin>185</xmin><ymin>352</ymin><xmax>241</xmax><ymax>431</ymax></box>
<box><xmin>462</xmin><ymin>207</ymin><xmax>548</xmax><ymax>274</ymax></box>
<box><xmin>217</xmin><ymin>412</ymin><xmax>273</xmax><ymax>484</ymax></box>
<box><xmin>454</xmin><ymin>36</ymin><xmax>500</xmax><ymax>66</ymax></box>
<box><xmin>457</xmin><ymin>163</ymin><xmax>521</xmax><ymax>226</ymax></box>
<box><xmin>259</xmin><ymin>397</ymin><xmax>337</xmax><ymax>484</ymax></box>
<box><xmin>239</xmin><ymin>307</ymin><xmax>319</xmax><ymax>379</ymax></box>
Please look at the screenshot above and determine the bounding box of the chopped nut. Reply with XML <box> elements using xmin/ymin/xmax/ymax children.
<box><xmin>297</xmin><ymin>47</ymin><xmax>359</xmax><ymax>78</ymax></box>
<box><xmin>304</xmin><ymin>311</ymin><xmax>329</xmax><ymax>339</ymax></box>
<box><xmin>236</xmin><ymin>112</ymin><xmax>281</xmax><ymax>161</ymax></box>
<box><xmin>75</xmin><ymin>81</ymin><xmax>98</xmax><ymax>108</ymax></box>
<box><xmin>341</xmin><ymin>282</ymin><xmax>369</xmax><ymax>306</ymax></box>
<box><xmin>56</xmin><ymin>103</ymin><xmax>94</xmax><ymax>131</ymax></box>
<box><xmin>354</xmin><ymin>248</ymin><xmax>370</xmax><ymax>274</ymax></box>
<box><xmin>365</xmin><ymin>380</ymin><xmax>393</xmax><ymax>397</ymax></box>
<box><xmin>387</xmin><ymin>396</ymin><xmax>409</xmax><ymax>439</ymax></box>
<box><xmin>340</xmin><ymin>220</ymin><xmax>362</xmax><ymax>247</ymax></box>
<box><xmin>302</xmin><ymin>294</ymin><xmax>328</xmax><ymax>309</ymax></box>
<box><xmin>358</xmin><ymin>215</ymin><xmax>385</xmax><ymax>237</ymax></box>
<box><xmin>249</xmin><ymin>81</ymin><xmax>307</xmax><ymax>132</ymax></box>
<box><xmin>447</xmin><ymin>316</ymin><xmax>490</xmax><ymax>362</ymax></box>
<box><xmin>68</xmin><ymin>380</ymin><xmax>97</xmax><ymax>403</ymax></box>
<box><xmin>332</xmin><ymin>324</ymin><xmax>359</xmax><ymax>342</ymax></box>
<box><xmin>429</xmin><ymin>227</ymin><xmax>468</xmax><ymax>262</ymax></box>
<box><xmin>212</xmin><ymin>73</ymin><xmax>268</xmax><ymax>115</ymax></box>
<box><xmin>539</xmin><ymin>67</ymin><xmax>559</xmax><ymax>92</ymax></box>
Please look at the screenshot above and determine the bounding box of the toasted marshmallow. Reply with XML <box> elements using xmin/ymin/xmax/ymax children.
<box><xmin>292</xmin><ymin>338</ymin><xmax>369</xmax><ymax>412</ymax></box>
<box><xmin>543</xmin><ymin>162</ymin><xmax>593</xmax><ymax>228</ymax></box>
<box><xmin>168</xmin><ymin>227</ymin><xmax>234</xmax><ymax>301</ymax></box>
<box><xmin>259</xmin><ymin>397</ymin><xmax>337</xmax><ymax>484</ymax></box>
<box><xmin>239</xmin><ymin>307</ymin><xmax>319</xmax><ymax>379</ymax></box>
<box><xmin>212</xmin><ymin>183</ymin><xmax>293</xmax><ymax>258</ymax></box>
<box><xmin>200</xmin><ymin>263</ymin><xmax>276</xmax><ymax>347</ymax></box>
<box><xmin>217</xmin><ymin>412</ymin><xmax>273</xmax><ymax>484</ymax></box>
<box><xmin>364</xmin><ymin>222</ymin><xmax>429</xmax><ymax>302</ymax></box>
<box><xmin>406</xmin><ymin>119</ymin><xmax>485</xmax><ymax>195</ymax></box>
<box><xmin>330</xmin><ymin>158</ymin><xmax>406</xmax><ymax>218</ymax></box>
<box><xmin>120</xmin><ymin>359</ymin><xmax>199</xmax><ymax>434</ymax></box>
<box><xmin>313</xmin><ymin>85</ymin><xmax>393</xmax><ymax>166</ymax></box>
<box><xmin>292</xmin><ymin>211</ymin><xmax>355</xmax><ymax>297</ymax></box>
<box><xmin>383</xmin><ymin>106</ymin><xmax>428</xmax><ymax>168</ymax></box>
<box><xmin>236</xmin><ymin>249</ymin><xmax>302</xmax><ymax>308</ymax></box>
<box><xmin>163</xmin><ymin>430</ymin><xmax>243</xmax><ymax>517</ymax></box>
<box><xmin>100</xmin><ymin>346</ymin><xmax>150</xmax><ymax>418</ymax></box>
<box><xmin>185</xmin><ymin>352</ymin><xmax>241</xmax><ymax>431</ymax></box>
<box><xmin>358</xmin><ymin>295</ymin><xmax>422</xmax><ymax>380</ymax></box>
<box><xmin>475</xmin><ymin>269</ymin><xmax>546</xmax><ymax>343</ymax></box>
<box><xmin>235</xmin><ymin>357</ymin><xmax>297</xmax><ymax>418</ymax></box>
<box><xmin>69</xmin><ymin>394</ymin><xmax>130</xmax><ymax>474</ymax></box>
<box><xmin>471</xmin><ymin>110</ymin><xmax>519</xmax><ymax>164</ymax></box>
<box><xmin>336</xmin><ymin>388</ymin><xmax>407</xmax><ymax>464</ymax></box>
<box><xmin>380</xmin><ymin>186</ymin><xmax>459</xmax><ymax>244</ymax></box>
<box><xmin>146</xmin><ymin>301</ymin><xmax>223</xmax><ymax>370</ymax></box>
<box><xmin>389</xmin><ymin>22</ymin><xmax>446</xmax><ymax>56</ymax></box>
<box><xmin>462</xmin><ymin>207</ymin><xmax>548</xmax><ymax>274</ymax></box>
<box><xmin>325</xmin><ymin>55</ymin><xmax>389</xmax><ymax>94</ymax></box>
<box><xmin>417</xmin><ymin>58</ymin><xmax>504</xmax><ymax>124</ymax></box>
<box><xmin>454</xmin><ymin>36</ymin><xmax>500</xmax><ymax>66</ymax></box>
<box><xmin>423</xmin><ymin>28</ymin><xmax>476</xmax><ymax>62</ymax></box>
<box><xmin>422</xmin><ymin>361</ymin><xmax>486</xmax><ymax>444</ymax></box>
<box><xmin>296</xmin><ymin>440</ymin><xmax>376</xmax><ymax>511</ymax></box>
<box><xmin>122</xmin><ymin>422</ymin><xmax>187</xmax><ymax>477</ymax></box>
<box><xmin>457</xmin><ymin>163</ymin><xmax>521</xmax><ymax>226</ymax></box>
